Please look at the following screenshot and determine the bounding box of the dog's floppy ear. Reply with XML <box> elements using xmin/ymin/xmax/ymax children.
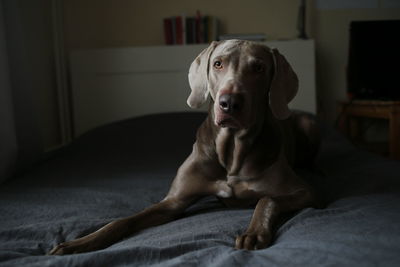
<box><xmin>269</xmin><ymin>49</ymin><xmax>299</xmax><ymax>120</ymax></box>
<box><xmin>187</xmin><ymin>41</ymin><xmax>218</xmax><ymax>108</ymax></box>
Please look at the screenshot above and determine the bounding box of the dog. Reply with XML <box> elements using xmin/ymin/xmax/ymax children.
<box><xmin>49</xmin><ymin>39</ymin><xmax>319</xmax><ymax>254</ymax></box>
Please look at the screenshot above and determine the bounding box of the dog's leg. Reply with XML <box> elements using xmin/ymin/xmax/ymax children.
<box><xmin>235</xmin><ymin>188</ymin><xmax>314</xmax><ymax>250</ymax></box>
<box><xmin>48</xmin><ymin>195</ymin><xmax>199</xmax><ymax>255</ymax></box>
<box><xmin>49</xmin><ymin>150</ymin><xmax>224</xmax><ymax>255</ymax></box>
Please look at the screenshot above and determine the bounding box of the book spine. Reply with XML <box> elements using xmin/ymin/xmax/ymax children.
<box><xmin>182</xmin><ymin>14</ymin><xmax>186</xmax><ymax>44</ymax></box>
<box><xmin>163</xmin><ymin>18</ymin><xmax>173</xmax><ymax>45</ymax></box>
<box><xmin>171</xmin><ymin>17</ymin><xmax>176</xmax><ymax>45</ymax></box>
<box><xmin>213</xmin><ymin>17</ymin><xmax>219</xmax><ymax>41</ymax></box>
<box><xmin>175</xmin><ymin>16</ymin><xmax>184</xmax><ymax>45</ymax></box>
<box><xmin>190</xmin><ymin>17</ymin><xmax>197</xmax><ymax>44</ymax></box>
<box><xmin>196</xmin><ymin>10</ymin><xmax>203</xmax><ymax>44</ymax></box>
<box><xmin>202</xmin><ymin>16</ymin><xmax>209</xmax><ymax>43</ymax></box>
<box><xmin>186</xmin><ymin>18</ymin><xmax>193</xmax><ymax>44</ymax></box>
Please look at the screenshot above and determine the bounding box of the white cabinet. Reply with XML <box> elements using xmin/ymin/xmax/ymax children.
<box><xmin>70</xmin><ymin>40</ymin><xmax>316</xmax><ymax>136</ymax></box>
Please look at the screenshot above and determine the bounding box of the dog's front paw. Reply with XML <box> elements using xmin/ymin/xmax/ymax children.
<box><xmin>235</xmin><ymin>230</ymin><xmax>272</xmax><ymax>250</ymax></box>
<box><xmin>48</xmin><ymin>241</ymin><xmax>78</xmax><ymax>255</ymax></box>
<box><xmin>48</xmin><ymin>235</ymin><xmax>101</xmax><ymax>255</ymax></box>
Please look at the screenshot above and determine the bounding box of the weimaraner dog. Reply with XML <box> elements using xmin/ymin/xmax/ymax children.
<box><xmin>50</xmin><ymin>39</ymin><xmax>319</xmax><ymax>254</ymax></box>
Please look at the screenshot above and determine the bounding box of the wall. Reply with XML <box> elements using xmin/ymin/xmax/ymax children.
<box><xmin>62</xmin><ymin>0</ymin><xmax>305</xmax><ymax>50</ymax></box>
<box><xmin>20</xmin><ymin>0</ymin><xmax>60</xmax><ymax>148</ymax></box>
<box><xmin>3</xmin><ymin>0</ymin><xmax>57</xmax><ymax>153</ymax></box>
<box><xmin>3</xmin><ymin>0</ymin><xmax>60</xmax><ymax>150</ymax></box>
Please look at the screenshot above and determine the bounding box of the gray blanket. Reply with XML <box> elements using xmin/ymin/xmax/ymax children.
<box><xmin>1</xmin><ymin>112</ymin><xmax>400</xmax><ymax>266</ymax></box>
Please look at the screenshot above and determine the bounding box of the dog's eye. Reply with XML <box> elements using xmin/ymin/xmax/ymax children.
<box><xmin>253</xmin><ymin>63</ymin><xmax>264</xmax><ymax>73</ymax></box>
<box><xmin>213</xmin><ymin>60</ymin><xmax>223</xmax><ymax>69</ymax></box>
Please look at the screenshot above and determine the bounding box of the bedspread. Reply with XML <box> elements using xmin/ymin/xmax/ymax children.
<box><xmin>1</xmin><ymin>112</ymin><xmax>400</xmax><ymax>266</ymax></box>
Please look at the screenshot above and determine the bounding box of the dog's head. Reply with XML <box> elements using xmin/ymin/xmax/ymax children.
<box><xmin>187</xmin><ymin>39</ymin><xmax>298</xmax><ymax>129</ymax></box>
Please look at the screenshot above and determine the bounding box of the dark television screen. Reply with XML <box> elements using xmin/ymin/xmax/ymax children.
<box><xmin>347</xmin><ymin>20</ymin><xmax>400</xmax><ymax>100</ymax></box>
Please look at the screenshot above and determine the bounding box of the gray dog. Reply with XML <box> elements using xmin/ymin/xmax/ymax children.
<box><xmin>50</xmin><ymin>40</ymin><xmax>319</xmax><ymax>255</ymax></box>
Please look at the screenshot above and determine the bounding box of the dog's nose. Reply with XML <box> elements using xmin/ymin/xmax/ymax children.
<box><xmin>219</xmin><ymin>94</ymin><xmax>243</xmax><ymax>114</ymax></box>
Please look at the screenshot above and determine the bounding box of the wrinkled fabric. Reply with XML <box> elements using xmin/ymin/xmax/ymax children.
<box><xmin>1</xmin><ymin>112</ymin><xmax>399</xmax><ymax>267</ymax></box>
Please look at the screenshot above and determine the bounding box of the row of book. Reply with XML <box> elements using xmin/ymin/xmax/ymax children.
<box><xmin>163</xmin><ymin>14</ymin><xmax>220</xmax><ymax>45</ymax></box>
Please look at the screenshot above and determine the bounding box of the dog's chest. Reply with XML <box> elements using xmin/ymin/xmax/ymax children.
<box><xmin>216</xmin><ymin>129</ymin><xmax>279</xmax><ymax>198</ymax></box>
<box><xmin>215</xmin><ymin>157</ymin><xmax>290</xmax><ymax>200</ymax></box>
<box><xmin>215</xmin><ymin>128</ymin><xmax>273</xmax><ymax>177</ymax></box>
<box><xmin>214</xmin><ymin>129</ymin><xmax>272</xmax><ymax>198</ymax></box>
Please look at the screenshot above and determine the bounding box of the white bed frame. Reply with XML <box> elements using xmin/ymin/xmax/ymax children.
<box><xmin>70</xmin><ymin>40</ymin><xmax>316</xmax><ymax>136</ymax></box>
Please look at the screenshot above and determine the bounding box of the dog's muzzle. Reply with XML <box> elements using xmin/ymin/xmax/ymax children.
<box><xmin>215</xmin><ymin>93</ymin><xmax>245</xmax><ymax>129</ymax></box>
<box><xmin>219</xmin><ymin>93</ymin><xmax>244</xmax><ymax>115</ymax></box>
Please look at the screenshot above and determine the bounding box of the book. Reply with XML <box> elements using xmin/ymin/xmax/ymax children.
<box><xmin>196</xmin><ymin>10</ymin><xmax>203</xmax><ymax>44</ymax></box>
<box><xmin>185</xmin><ymin>17</ymin><xmax>195</xmax><ymax>44</ymax></box>
<box><xmin>202</xmin><ymin>16</ymin><xmax>209</xmax><ymax>43</ymax></box>
<box><xmin>175</xmin><ymin>16</ymin><xmax>184</xmax><ymax>45</ymax></box>
<box><xmin>163</xmin><ymin>18</ymin><xmax>173</xmax><ymax>45</ymax></box>
<box><xmin>171</xmin><ymin>17</ymin><xmax>176</xmax><ymax>44</ymax></box>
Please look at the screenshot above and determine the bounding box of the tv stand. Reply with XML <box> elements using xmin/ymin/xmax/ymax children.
<box><xmin>337</xmin><ymin>100</ymin><xmax>400</xmax><ymax>160</ymax></box>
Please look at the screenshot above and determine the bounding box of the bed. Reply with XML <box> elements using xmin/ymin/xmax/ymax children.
<box><xmin>1</xmin><ymin>112</ymin><xmax>400</xmax><ymax>266</ymax></box>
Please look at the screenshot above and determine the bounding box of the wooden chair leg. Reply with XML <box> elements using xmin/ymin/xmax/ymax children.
<box><xmin>389</xmin><ymin>114</ymin><xmax>400</xmax><ymax>160</ymax></box>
